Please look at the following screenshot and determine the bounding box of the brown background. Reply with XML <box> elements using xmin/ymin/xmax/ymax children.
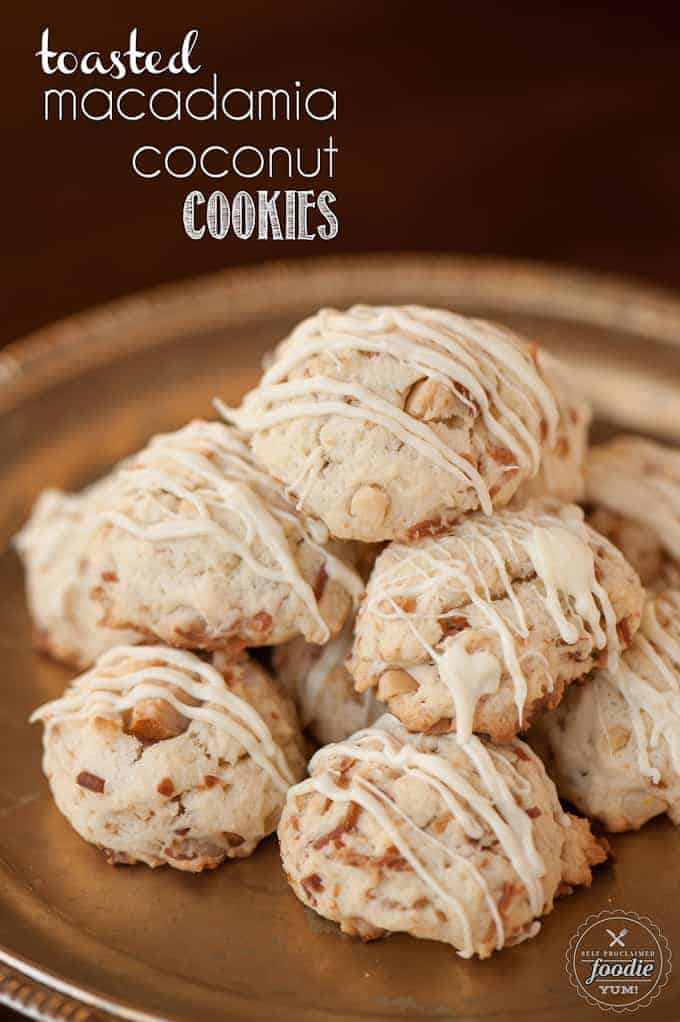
<box><xmin>4</xmin><ymin>2</ymin><xmax>680</xmax><ymax>349</ymax></box>
<box><xmin>1</xmin><ymin>3</ymin><xmax>680</xmax><ymax>1019</ymax></box>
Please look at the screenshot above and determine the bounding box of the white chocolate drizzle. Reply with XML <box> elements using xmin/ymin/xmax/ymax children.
<box><xmin>15</xmin><ymin>489</ymin><xmax>96</xmax><ymax>619</ymax></box>
<box><xmin>97</xmin><ymin>421</ymin><xmax>363</xmax><ymax>643</ymax></box>
<box><xmin>30</xmin><ymin>646</ymin><xmax>296</xmax><ymax>793</ymax></box>
<box><xmin>15</xmin><ymin>483</ymin><xmax>121</xmax><ymax>620</ymax></box>
<box><xmin>14</xmin><ymin>482</ymin><xmax>143</xmax><ymax>657</ymax></box>
<box><xmin>586</xmin><ymin>437</ymin><xmax>680</xmax><ymax>564</ymax></box>
<box><xmin>295</xmin><ymin>715</ymin><xmax>551</xmax><ymax>957</ymax></box>
<box><xmin>297</xmin><ymin>621</ymin><xmax>380</xmax><ymax>730</ymax></box>
<box><xmin>365</xmin><ymin>504</ymin><xmax>619</xmax><ymax>740</ymax></box>
<box><xmin>220</xmin><ymin>305</ymin><xmax>560</xmax><ymax>516</ymax></box>
<box><xmin>601</xmin><ymin>590</ymin><xmax>680</xmax><ymax>784</ymax></box>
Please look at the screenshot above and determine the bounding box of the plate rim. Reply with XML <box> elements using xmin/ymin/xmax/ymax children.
<box><xmin>2</xmin><ymin>251</ymin><xmax>680</xmax><ymax>417</ymax></box>
<box><xmin>0</xmin><ymin>951</ymin><xmax>147</xmax><ymax>1022</ymax></box>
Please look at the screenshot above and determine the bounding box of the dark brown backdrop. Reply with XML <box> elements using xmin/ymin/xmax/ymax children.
<box><xmin>4</xmin><ymin>1</ymin><xmax>680</xmax><ymax>348</ymax></box>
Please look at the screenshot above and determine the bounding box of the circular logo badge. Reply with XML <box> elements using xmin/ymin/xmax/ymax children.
<box><xmin>566</xmin><ymin>910</ymin><xmax>671</xmax><ymax>1013</ymax></box>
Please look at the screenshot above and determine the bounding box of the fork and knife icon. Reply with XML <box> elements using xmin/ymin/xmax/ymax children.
<box><xmin>607</xmin><ymin>928</ymin><xmax>629</xmax><ymax>948</ymax></box>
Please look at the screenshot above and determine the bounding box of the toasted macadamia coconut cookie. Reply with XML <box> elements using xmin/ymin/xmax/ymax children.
<box><xmin>14</xmin><ymin>483</ymin><xmax>142</xmax><ymax>670</ymax></box>
<box><xmin>349</xmin><ymin>503</ymin><xmax>643</xmax><ymax>742</ymax></box>
<box><xmin>88</xmin><ymin>421</ymin><xmax>363</xmax><ymax>650</ymax></box>
<box><xmin>274</xmin><ymin>621</ymin><xmax>384</xmax><ymax>745</ymax></box>
<box><xmin>512</xmin><ymin>358</ymin><xmax>591</xmax><ymax>506</ymax></box>
<box><xmin>585</xmin><ymin>437</ymin><xmax>680</xmax><ymax>588</ymax></box>
<box><xmin>31</xmin><ymin>646</ymin><xmax>306</xmax><ymax>870</ymax></box>
<box><xmin>532</xmin><ymin>590</ymin><xmax>680</xmax><ymax>832</ymax></box>
<box><xmin>279</xmin><ymin>715</ymin><xmax>607</xmax><ymax>958</ymax></box>
<box><xmin>223</xmin><ymin>305</ymin><xmax>565</xmax><ymax>542</ymax></box>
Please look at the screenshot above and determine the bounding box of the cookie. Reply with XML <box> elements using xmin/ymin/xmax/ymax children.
<box><xmin>531</xmin><ymin>589</ymin><xmax>680</xmax><ymax>832</ymax></box>
<box><xmin>88</xmin><ymin>421</ymin><xmax>363</xmax><ymax>650</ymax></box>
<box><xmin>512</xmin><ymin>355</ymin><xmax>591</xmax><ymax>506</ymax></box>
<box><xmin>349</xmin><ymin>502</ymin><xmax>643</xmax><ymax>741</ymax></box>
<box><xmin>31</xmin><ymin>646</ymin><xmax>307</xmax><ymax>870</ymax></box>
<box><xmin>223</xmin><ymin>305</ymin><xmax>565</xmax><ymax>542</ymax></box>
<box><xmin>278</xmin><ymin>714</ymin><xmax>607</xmax><ymax>958</ymax></box>
<box><xmin>14</xmin><ymin>482</ymin><xmax>142</xmax><ymax>670</ymax></box>
<box><xmin>585</xmin><ymin>436</ymin><xmax>680</xmax><ymax>588</ymax></box>
<box><xmin>273</xmin><ymin>621</ymin><xmax>384</xmax><ymax>745</ymax></box>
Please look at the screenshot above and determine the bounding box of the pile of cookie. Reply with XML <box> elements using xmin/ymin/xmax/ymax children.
<box><xmin>17</xmin><ymin>305</ymin><xmax>680</xmax><ymax>959</ymax></box>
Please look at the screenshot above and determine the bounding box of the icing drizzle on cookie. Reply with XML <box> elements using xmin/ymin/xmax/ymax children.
<box><xmin>15</xmin><ymin>488</ymin><xmax>102</xmax><ymax>627</ymax></box>
<box><xmin>295</xmin><ymin>715</ymin><xmax>555</xmax><ymax>957</ymax></box>
<box><xmin>221</xmin><ymin>305</ymin><xmax>560</xmax><ymax>516</ymax></box>
<box><xmin>600</xmin><ymin>590</ymin><xmax>680</xmax><ymax>784</ymax></box>
<box><xmin>14</xmin><ymin>483</ymin><xmax>142</xmax><ymax>655</ymax></box>
<box><xmin>98</xmin><ymin>421</ymin><xmax>363</xmax><ymax>644</ymax></box>
<box><xmin>31</xmin><ymin>646</ymin><xmax>297</xmax><ymax>793</ymax></box>
<box><xmin>296</xmin><ymin>621</ymin><xmax>381</xmax><ymax>731</ymax></box>
<box><xmin>586</xmin><ymin>437</ymin><xmax>680</xmax><ymax>564</ymax></box>
<box><xmin>362</xmin><ymin>504</ymin><xmax>619</xmax><ymax>740</ymax></box>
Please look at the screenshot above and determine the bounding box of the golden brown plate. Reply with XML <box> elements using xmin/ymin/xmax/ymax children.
<box><xmin>1</xmin><ymin>254</ymin><xmax>679</xmax><ymax>1022</ymax></box>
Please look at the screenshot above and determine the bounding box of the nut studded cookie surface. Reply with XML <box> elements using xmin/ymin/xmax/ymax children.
<box><xmin>223</xmin><ymin>305</ymin><xmax>564</xmax><ymax>542</ymax></box>
<box><xmin>14</xmin><ymin>481</ymin><xmax>142</xmax><ymax>670</ymax></box>
<box><xmin>349</xmin><ymin>503</ymin><xmax>643</xmax><ymax>741</ymax></box>
<box><xmin>32</xmin><ymin>646</ymin><xmax>307</xmax><ymax>870</ymax></box>
<box><xmin>585</xmin><ymin>436</ymin><xmax>680</xmax><ymax>588</ymax></box>
<box><xmin>532</xmin><ymin>589</ymin><xmax>680</xmax><ymax>832</ymax></box>
<box><xmin>278</xmin><ymin>715</ymin><xmax>607</xmax><ymax>958</ymax></box>
<box><xmin>512</xmin><ymin>355</ymin><xmax>592</xmax><ymax>506</ymax></box>
<box><xmin>273</xmin><ymin>621</ymin><xmax>384</xmax><ymax>746</ymax></box>
<box><xmin>88</xmin><ymin>421</ymin><xmax>363</xmax><ymax>651</ymax></box>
